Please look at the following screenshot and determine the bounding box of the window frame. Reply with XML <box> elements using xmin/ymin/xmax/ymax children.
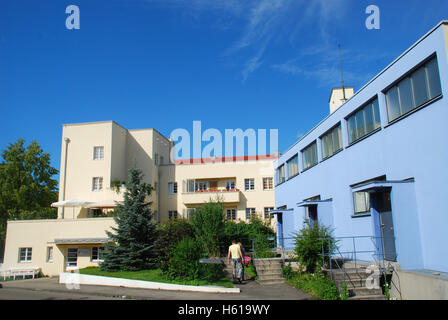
<box><xmin>91</xmin><ymin>246</ymin><xmax>105</xmax><ymax>262</ymax></box>
<box><xmin>301</xmin><ymin>141</ymin><xmax>318</xmax><ymax>172</ymax></box>
<box><xmin>93</xmin><ymin>146</ymin><xmax>104</xmax><ymax>161</ymax></box>
<box><xmin>245</xmin><ymin>207</ymin><xmax>256</xmax><ymax>220</ymax></box>
<box><xmin>19</xmin><ymin>247</ymin><xmax>32</xmax><ymax>263</ymax></box>
<box><xmin>345</xmin><ymin>96</ymin><xmax>381</xmax><ymax>146</ymax></box>
<box><xmin>263</xmin><ymin>177</ymin><xmax>273</xmax><ymax>190</ymax></box>
<box><xmin>383</xmin><ymin>54</ymin><xmax>442</xmax><ymax>125</ymax></box>
<box><xmin>286</xmin><ymin>154</ymin><xmax>299</xmax><ymax>179</ymax></box>
<box><xmin>92</xmin><ymin>177</ymin><xmax>103</xmax><ymax>191</ymax></box>
<box><xmin>244</xmin><ymin>178</ymin><xmax>255</xmax><ymax>191</ymax></box>
<box><xmin>276</xmin><ymin>164</ymin><xmax>285</xmax><ymax>185</ymax></box>
<box><xmin>168</xmin><ymin>182</ymin><xmax>178</xmax><ymax>194</ymax></box>
<box><xmin>320</xmin><ymin>123</ymin><xmax>343</xmax><ymax>161</ymax></box>
<box><xmin>226</xmin><ymin>208</ymin><xmax>237</xmax><ymax>221</ymax></box>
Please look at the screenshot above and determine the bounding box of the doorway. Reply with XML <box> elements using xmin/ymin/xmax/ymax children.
<box><xmin>372</xmin><ymin>190</ymin><xmax>396</xmax><ymax>261</ymax></box>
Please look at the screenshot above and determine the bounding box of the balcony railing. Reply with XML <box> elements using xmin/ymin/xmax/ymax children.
<box><xmin>182</xmin><ymin>189</ymin><xmax>241</xmax><ymax>204</ymax></box>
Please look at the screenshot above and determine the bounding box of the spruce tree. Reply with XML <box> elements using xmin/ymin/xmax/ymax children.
<box><xmin>100</xmin><ymin>167</ymin><xmax>157</xmax><ymax>271</ymax></box>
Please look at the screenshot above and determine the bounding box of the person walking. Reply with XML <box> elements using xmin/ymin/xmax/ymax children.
<box><xmin>227</xmin><ymin>240</ymin><xmax>243</xmax><ymax>283</ymax></box>
<box><xmin>237</xmin><ymin>242</ymin><xmax>246</xmax><ymax>281</ymax></box>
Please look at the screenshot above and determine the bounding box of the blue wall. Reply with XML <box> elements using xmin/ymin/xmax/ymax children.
<box><xmin>274</xmin><ymin>22</ymin><xmax>448</xmax><ymax>272</ymax></box>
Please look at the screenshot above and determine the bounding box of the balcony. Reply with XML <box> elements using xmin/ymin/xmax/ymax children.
<box><xmin>182</xmin><ymin>189</ymin><xmax>241</xmax><ymax>205</ymax></box>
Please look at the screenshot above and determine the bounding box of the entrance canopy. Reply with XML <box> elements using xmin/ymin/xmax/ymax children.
<box><xmin>297</xmin><ymin>199</ymin><xmax>332</xmax><ymax>207</ymax></box>
<box><xmin>51</xmin><ymin>199</ymin><xmax>93</xmax><ymax>208</ymax></box>
<box><xmin>351</xmin><ymin>180</ymin><xmax>414</xmax><ymax>193</ymax></box>
<box><xmin>54</xmin><ymin>238</ymin><xmax>112</xmax><ymax>245</ymax></box>
<box><xmin>86</xmin><ymin>200</ymin><xmax>121</xmax><ymax>209</ymax></box>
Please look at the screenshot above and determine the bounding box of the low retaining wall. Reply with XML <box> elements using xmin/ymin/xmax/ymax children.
<box><xmin>59</xmin><ymin>272</ymin><xmax>240</xmax><ymax>294</ymax></box>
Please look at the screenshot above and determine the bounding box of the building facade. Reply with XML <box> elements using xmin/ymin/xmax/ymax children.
<box><xmin>273</xmin><ymin>22</ymin><xmax>448</xmax><ymax>296</ymax></box>
<box><xmin>3</xmin><ymin>121</ymin><xmax>275</xmax><ymax>276</ymax></box>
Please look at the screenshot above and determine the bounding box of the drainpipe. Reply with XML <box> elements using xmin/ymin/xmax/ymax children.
<box><xmin>61</xmin><ymin>137</ymin><xmax>70</xmax><ymax>219</ymax></box>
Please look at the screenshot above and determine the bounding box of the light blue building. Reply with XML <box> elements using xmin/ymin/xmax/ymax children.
<box><xmin>273</xmin><ymin>20</ymin><xmax>448</xmax><ymax>285</ymax></box>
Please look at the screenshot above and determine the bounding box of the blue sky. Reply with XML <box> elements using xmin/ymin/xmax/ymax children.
<box><xmin>0</xmin><ymin>0</ymin><xmax>447</xmax><ymax>176</ymax></box>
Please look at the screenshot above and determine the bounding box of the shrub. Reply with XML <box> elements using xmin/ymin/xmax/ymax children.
<box><xmin>199</xmin><ymin>263</ymin><xmax>225</xmax><ymax>282</ymax></box>
<box><xmin>293</xmin><ymin>222</ymin><xmax>337</xmax><ymax>273</ymax></box>
<box><xmin>282</xmin><ymin>263</ymin><xmax>294</xmax><ymax>280</ymax></box>
<box><xmin>190</xmin><ymin>200</ymin><xmax>224</xmax><ymax>258</ymax></box>
<box><xmin>296</xmin><ymin>273</ymin><xmax>340</xmax><ymax>300</ymax></box>
<box><xmin>253</xmin><ymin>236</ymin><xmax>276</xmax><ymax>258</ymax></box>
<box><xmin>167</xmin><ymin>238</ymin><xmax>202</xmax><ymax>280</ymax></box>
<box><xmin>154</xmin><ymin>218</ymin><xmax>194</xmax><ymax>272</ymax></box>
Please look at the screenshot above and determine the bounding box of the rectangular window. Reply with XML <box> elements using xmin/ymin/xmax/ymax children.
<box><xmin>287</xmin><ymin>154</ymin><xmax>299</xmax><ymax>179</ymax></box>
<box><xmin>47</xmin><ymin>247</ymin><xmax>53</xmax><ymax>262</ymax></box>
<box><xmin>347</xmin><ymin>98</ymin><xmax>381</xmax><ymax>144</ymax></box>
<box><xmin>353</xmin><ymin>192</ymin><xmax>370</xmax><ymax>214</ymax></box>
<box><xmin>276</xmin><ymin>165</ymin><xmax>285</xmax><ymax>185</ymax></box>
<box><xmin>92</xmin><ymin>177</ymin><xmax>103</xmax><ymax>191</ymax></box>
<box><xmin>263</xmin><ymin>177</ymin><xmax>273</xmax><ymax>190</ymax></box>
<box><xmin>168</xmin><ymin>182</ymin><xmax>178</xmax><ymax>194</ymax></box>
<box><xmin>245</xmin><ymin>208</ymin><xmax>256</xmax><ymax>220</ymax></box>
<box><xmin>385</xmin><ymin>56</ymin><xmax>442</xmax><ymax>122</ymax></box>
<box><xmin>321</xmin><ymin>124</ymin><xmax>342</xmax><ymax>160</ymax></box>
<box><xmin>154</xmin><ymin>153</ymin><xmax>159</xmax><ymax>165</ymax></box>
<box><xmin>226</xmin><ymin>208</ymin><xmax>237</xmax><ymax>221</ymax></box>
<box><xmin>301</xmin><ymin>141</ymin><xmax>318</xmax><ymax>171</ymax></box>
<box><xmin>19</xmin><ymin>247</ymin><xmax>32</xmax><ymax>262</ymax></box>
<box><xmin>67</xmin><ymin>248</ymin><xmax>78</xmax><ymax>267</ymax></box>
<box><xmin>168</xmin><ymin>211</ymin><xmax>178</xmax><ymax>219</ymax></box>
<box><xmin>91</xmin><ymin>247</ymin><xmax>105</xmax><ymax>262</ymax></box>
<box><xmin>264</xmin><ymin>207</ymin><xmax>274</xmax><ymax>220</ymax></box>
<box><xmin>93</xmin><ymin>146</ymin><xmax>104</xmax><ymax>160</ymax></box>
<box><xmin>184</xmin><ymin>208</ymin><xmax>196</xmax><ymax>220</ymax></box>
<box><xmin>244</xmin><ymin>179</ymin><xmax>255</xmax><ymax>191</ymax></box>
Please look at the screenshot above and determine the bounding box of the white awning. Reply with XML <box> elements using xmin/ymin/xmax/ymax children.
<box><xmin>51</xmin><ymin>199</ymin><xmax>93</xmax><ymax>208</ymax></box>
<box><xmin>86</xmin><ymin>200</ymin><xmax>121</xmax><ymax>209</ymax></box>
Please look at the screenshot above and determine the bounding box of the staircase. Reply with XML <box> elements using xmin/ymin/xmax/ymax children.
<box><xmin>324</xmin><ymin>266</ymin><xmax>387</xmax><ymax>300</ymax></box>
<box><xmin>253</xmin><ymin>258</ymin><xmax>285</xmax><ymax>285</ymax></box>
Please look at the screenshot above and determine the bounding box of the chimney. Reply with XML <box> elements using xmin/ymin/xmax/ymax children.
<box><xmin>329</xmin><ymin>87</ymin><xmax>354</xmax><ymax>114</ymax></box>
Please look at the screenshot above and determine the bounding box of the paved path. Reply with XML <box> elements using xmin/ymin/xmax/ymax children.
<box><xmin>0</xmin><ymin>277</ymin><xmax>310</xmax><ymax>300</ymax></box>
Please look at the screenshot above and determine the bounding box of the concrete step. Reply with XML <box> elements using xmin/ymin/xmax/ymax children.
<box><xmin>350</xmin><ymin>287</ymin><xmax>383</xmax><ymax>296</ymax></box>
<box><xmin>255</xmin><ymin>266</ymin><xmax>283</xmax><ymax>273</ymax></box>
<box><xmin>257</xmin><ymin>273</ymin><xmax>284</xmax><ymax>280</ymax></box>
<box><xmin>348</xmin><ymin>294</ymin><xmax>387</xmax><ymax>300</ymax></box>
<box><xmin>334</xmin><ymin>279</ymin><xmax>367</xmax><ymax>289</ymax></box>
<box><xmin>256</xmin><ymin>278</ymin><xmax>286</xmax><ymax>285</ymax></box>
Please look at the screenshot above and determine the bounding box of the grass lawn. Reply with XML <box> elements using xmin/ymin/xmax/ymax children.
<box><xmin>78</xmin><ymin>267</ymin><xmax>234</xmax><ymax>288</ymax></box>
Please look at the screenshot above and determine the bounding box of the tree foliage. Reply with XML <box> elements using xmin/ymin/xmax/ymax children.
<box><xmin>100</xmin><ymin>167</ymin><xmax>157</xmax><ymax>271</ymax></box>
<box><xmin>0</xmin><ymin>139</ymin><xmax>58</xmax><ymax>260</ymax></box>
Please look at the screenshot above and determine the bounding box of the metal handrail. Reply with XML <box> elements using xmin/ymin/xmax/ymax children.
<box><xmin>276</xmin><ymin>235</ymin><xmax>400</xmax><ymax>297</ymax></box>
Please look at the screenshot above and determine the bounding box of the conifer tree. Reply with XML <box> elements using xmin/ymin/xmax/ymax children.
<box><xmin>100</xmin><ymin>167</ymin><xmax>157</xmax><ymax>271</ymax></box>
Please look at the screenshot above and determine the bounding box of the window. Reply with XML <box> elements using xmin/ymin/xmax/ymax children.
<box><xmin>353</xmin><ymin>192</ymin><xmax>370</xmax><ymax>214</ymax></box>
<box><xmin>47</xmin><ymin>247</ymin><xmax>53</xmax><ymax>262</ymax></box>
<box><xmin>226</xmin><ymin>208</ymin><xmax>237</xmax><ymax>221</ymax></box>
<box><xmin>347</xmin><ymin>98</ymin><xmax>381</xmax><ymax>144</ymax></box>
<box><xmin>160</xmin><ymin>156</ymin><xmax>164</xmax><ymax>165</ymax></box>
<box><xmin>301</xmin><ymin>141</ymin><xmax>318</xmax><ymax>171</ymax></box>
<box><xmin>263</xmin><ymin>177</ymin><xmax>273</xmax><ymax>190</ymax></box>
<box><xmin>245</xmin><ymin>208</ymin><xmax>256</xmax><ymax>220</ymax></box>
<box><xmin>183</xmin><ymin>208</ymin><xmax>196</xmax><ymax>220</ymax></box>
<box><xmin>93</xmin><ymin>146</ymin><xmax>104</xmax><ymax>160</ymax></box>
<box><xmin>276</xmin><ymin>165</ymin><xmax>285</xmax><ymax>185</ymax></box>
<box><xmin>168</xmin><ymin>211</ymin><xmax>178</xmax><ymax>219</ymax></box>
<box><xmin>264</xmin><ymin>207</ymin><xmax>274</xmax><ymax>220</ymax></box>
<box><xmin>321</xmin><ymin>124</ymin><xmax>342</xmax><ymax>159</ymax></box>
<box><xmin>91</xmin><ymin>247</ymin><xmax>105</xmax><ymax>262</ymax></box>
<box><xmin>19</xmin><ymin>247</ymin><xmax>32</xmax><ymax>262</ymax></box>
<box><xmin>154</xmin><ymin>153</ymin><xmax>159</xmax><ymax>165</ymax></box>
<box><xmin>67</xmin><ymin>248</ymin><xmax>78</xmax><ymax>267</ymax></box>
<box><xmin>168</xmin><ymin>182</ymin><xmax>178</xmax><ymax>194</ymax></box>
<box><xmin>287</xmin><ymin>154</ymin><xmax>299</xmax><ymax>179</ymax></box>
<box><xmin>92</xmin><ymin>177</ymin><xmax>103</xmax><ymax>191</ymax></box>
<box><xmin>245</xmin><ymin>179</ymin><xmax>255</xmax><ymax>191</ymax></box>
<box><xmin>385</xmin><ymin>56</ymin><xmax>442</xmax><ymax>122</ymax></box>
